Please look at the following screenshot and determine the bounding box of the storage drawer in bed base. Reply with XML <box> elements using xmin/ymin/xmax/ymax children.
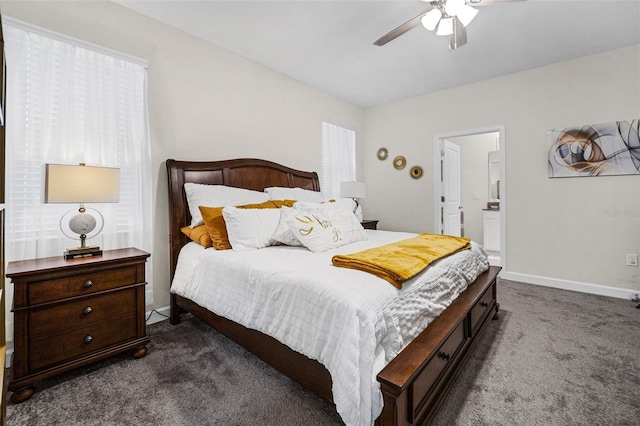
<box><xmin>377</xmin><ymin>266</ymin><xmax>501</xmax><ymax>426</ymax></box>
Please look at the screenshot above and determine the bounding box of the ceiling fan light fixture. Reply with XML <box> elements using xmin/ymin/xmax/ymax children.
<box><xmin>457</xmin><ymin>4</ymin><xmax>478</xmax><ymax>27</ymax></box>
<box><xmin>444</xmin><ymin>0</ymin><xmax>466</xmax><ymax>16</ymax></box>
<box><xmin>421</xmin><ymin>8</ymin><xmax>442</xmax><ymax>31</ymax></box>
<box><xmin>436</xmin><ymin>17</ymin><xmax>454</xmax><ymax>36</ymax></box>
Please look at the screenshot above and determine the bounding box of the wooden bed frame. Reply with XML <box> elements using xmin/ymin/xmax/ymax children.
<box><xmin>166</xmin><ymin>158</ymin><xmax>500</xmax><ymax>426</ymax></box>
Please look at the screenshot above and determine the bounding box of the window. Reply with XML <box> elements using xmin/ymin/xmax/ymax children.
<box><xmin>321</xmin><ymin>121</ymin><xmax>356</xmax><ymax>199</ymax></box>
<box><xmin>4</xmin><ymin>20</ymin><xmax>154</xmax><ymax>302</ymax></box>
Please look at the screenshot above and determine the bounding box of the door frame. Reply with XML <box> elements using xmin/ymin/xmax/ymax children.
<box><xmin>433</xmin><ymin>124</ymin><xmax>506</xmax><ymax>270</ymax></box>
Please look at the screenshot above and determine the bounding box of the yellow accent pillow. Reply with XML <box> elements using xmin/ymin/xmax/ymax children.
<box><xmin>199</xmin><ymin>199</ymin><xmax>296</xmax><ymax>250</ymax></box>
<box><xmin>180</xmin><ymin>225</ymin><xmax>212</xmax><ymax>248</ymax></box>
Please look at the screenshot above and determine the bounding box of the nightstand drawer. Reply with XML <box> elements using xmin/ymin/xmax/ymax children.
<box><xmin>29</xmin><ymin>289</ymin><xmax>136</xmax><ymax>339</ymax></box>
<box><xmin>28</xmin><ymin>266</ymin><xmax>139</xmax><ymax>305</ymax></box>
<box><xmin>29</xmin><ymin>314</ymin><xmax>137</xmax><ymax>371</ymax></box>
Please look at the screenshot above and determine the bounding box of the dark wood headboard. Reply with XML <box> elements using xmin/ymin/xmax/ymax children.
<box><xmin>166</xmin><ymin>158</ymin><xmax>320</xmax><ymax>281</ymax></box>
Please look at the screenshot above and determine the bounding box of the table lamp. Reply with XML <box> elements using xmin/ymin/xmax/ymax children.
<box><xmin>340</xmin><ymin>181</ymin><xmax>366</xmax><ymax>216</ymax></box>
<box><xmin>43</xmin><ymin>163</ymin><xmax>120</xmax><ymax>259</ymax></box>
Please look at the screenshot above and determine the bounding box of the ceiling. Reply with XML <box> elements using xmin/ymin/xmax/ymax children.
<box><xmin>116</xmin><ymin>0</ymin><xmax>640</xmax><ymax>108</ymax></box>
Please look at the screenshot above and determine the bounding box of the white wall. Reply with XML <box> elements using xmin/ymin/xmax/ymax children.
<box><xmin>0</xmin><ymin>1</ymin><xmax>364</xmax><ymax>311</ymax></box>
<box><xmin>363</xmin><ymin>44</ymin><xmax>640</xmax><ymax>294</ymax></box>
<box><xmin>1</xmin><ymin>1</ymin><xmax>638</xmax><ymax>318</ymax></box>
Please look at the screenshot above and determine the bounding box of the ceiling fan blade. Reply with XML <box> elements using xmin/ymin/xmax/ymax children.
<box><xmin>373</xmin><ymin>10</ymin><xmax>429</xmax><ymax>46</ymax></box>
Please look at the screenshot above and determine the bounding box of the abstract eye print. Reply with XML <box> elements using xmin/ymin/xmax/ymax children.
<box><xmin>548</xmin><ymin>119</ymin><xmax>640</xmax><ymax>177</ymax></box>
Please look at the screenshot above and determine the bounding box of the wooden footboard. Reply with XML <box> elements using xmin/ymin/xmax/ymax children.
<box><xmin>377</xmin><ymin>265</ymin><xmax>500</xmax><ymax>425</ymax></box>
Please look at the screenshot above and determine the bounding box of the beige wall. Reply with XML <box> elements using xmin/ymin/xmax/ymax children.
<box><xmin>1</xmin><ymin>1</ymin><xmax>638</xmax><ymax>318</ymax></box>
<box><xmin>0</xmin><ymin>1</ymin><xmax>364</xmax><ymax>311</ymax></box>
<box><xmin>364</xmin><ymin>44</ymin><xmax>640</xmax><ymax>293</ymax></box>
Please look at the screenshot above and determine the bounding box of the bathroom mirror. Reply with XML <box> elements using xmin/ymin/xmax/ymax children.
<box><xmin>488</xmin><ymin>151</ymin><xmax>500</xmax><ymax>203</ymax></box>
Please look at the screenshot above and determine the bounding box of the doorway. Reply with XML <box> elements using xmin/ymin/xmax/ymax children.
<box><xmin>433</xmin><ymin>126</ymin><xmax>505</xmax><ymax>268</ymax></box>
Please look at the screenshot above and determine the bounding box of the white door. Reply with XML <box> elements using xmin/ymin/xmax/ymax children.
<box><xmin>442</xmin><ymin>140</ymin><xmax>461</xmax><ymax>236</ymax></box>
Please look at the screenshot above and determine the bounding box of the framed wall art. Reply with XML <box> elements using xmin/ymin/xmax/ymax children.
<box><xmin>548</xmin><ymin>119</ymin><xmax>639</xmax><ymax>178</ymax></box>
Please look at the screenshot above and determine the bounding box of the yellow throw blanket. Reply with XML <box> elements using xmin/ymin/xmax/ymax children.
<box><xmin>331</xmin><ymin>233</ymin><xmax>471</xmax><ymax>289</ymax></box>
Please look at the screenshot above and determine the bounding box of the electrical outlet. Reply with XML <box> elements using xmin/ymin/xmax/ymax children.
<box><xmin>626</xmin><ymin>254</ymin><xmax>638</xmax><ymax>267</ymax></box>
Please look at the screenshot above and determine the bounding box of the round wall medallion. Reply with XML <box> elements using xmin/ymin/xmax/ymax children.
<box><xmin>410</xmin><ymin>165</ymin><xmax>424</xmax><ymax>179</ymax></box>
<box><xmin>377</xmin><ymin>147</ymin><xmax>388</xmax><ymax>160</ymax></box>
<box><xmin>393</xmin><ymin>155</ymin><xmax>406</xmax><ymax>170</ymax></box>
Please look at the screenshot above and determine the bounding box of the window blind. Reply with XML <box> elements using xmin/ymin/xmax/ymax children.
<box><xmin>321</xmin><ymin>121</ymin><xmax>356</xmax><ymax>200</ymax></box>
<box><xmin>4</xmin><ymin>22</ymin><xmax>154</xmax><ymax>302</ymax></box>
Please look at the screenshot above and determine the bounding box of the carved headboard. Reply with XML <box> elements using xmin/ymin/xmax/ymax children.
<box><xmin>166</xmin><ymin>158</ymin><xmax>320</xmax><ymax>280</ymax></box>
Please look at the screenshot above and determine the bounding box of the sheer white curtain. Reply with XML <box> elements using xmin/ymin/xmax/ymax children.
<box><xmin>321</xmin><ymin>121</ymin><xmax>356</xmax><ymax>199</ymax></box>
<box><xmin>4</xmin><ymin>21</ymin><xmax>153</xmax><ymax>301</ymax></box>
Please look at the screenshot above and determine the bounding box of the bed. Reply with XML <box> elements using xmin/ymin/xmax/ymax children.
<box><xmin>166</xmin><ymin>158</ymin><xmax>500</xmax><ymax>426</ymax></box>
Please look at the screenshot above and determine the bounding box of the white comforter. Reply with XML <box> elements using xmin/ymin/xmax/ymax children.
<box><xmin>171</xmin><ymin>230</ymin><xmax>489</xmax><ymax>426</ymax></box>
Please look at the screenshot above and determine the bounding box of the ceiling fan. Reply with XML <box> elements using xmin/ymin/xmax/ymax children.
<box><xmin>374</xmin><ymin>0</ymin><xmax>523</xmax><ymax>51</ymax></box>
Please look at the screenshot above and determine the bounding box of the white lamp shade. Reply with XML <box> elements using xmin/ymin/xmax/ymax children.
<box><xmin>421</xmin><ymin>9</ymin><xmax>442</xmax><ymax>31</ymax></box>
<box><xmin>457</xmin><ymin>4</ymin><xmax>478</xmax><ymax>27</ymax></box>
<box><xmin>436</xmin><ymin>17</ymin><xmax>454</xmax><ymax>36</ymax></box>
<box><xmin>340</xmin><ymin>181</ymin><xmax>366</xmax><ymax>199</ymax></box>
<box><xmin>44</xmin><ymin>164</ymin><xmax>120</xmax><ymax>203</ymax></box>
<box><xmin>445</xmin><ymin>0</ymin><xmax>465</xmax><ymax>16</ymax></box>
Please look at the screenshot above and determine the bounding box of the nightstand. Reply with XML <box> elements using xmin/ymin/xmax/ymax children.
<box><xmin>6</xmin><ymin>247</ymin><xmax>150</xmax><ymax>403</ymax></box>
<box><xmin>361</xmin><ymin>220</ymin><xmax>379</xmax><ymax>230</ymax></box>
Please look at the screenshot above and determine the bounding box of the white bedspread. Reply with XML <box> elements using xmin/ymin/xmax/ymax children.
<box><xmin>171</xmin><ymin>230</ymin><xmax>489</xmax><ymax>426</ymax></box>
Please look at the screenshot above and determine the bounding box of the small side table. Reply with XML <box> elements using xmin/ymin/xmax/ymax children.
<box><xmin>6</xmin><ymin>247</ymin><xmax>150</xmax><ymax>403</ymax></box>
<box><xmin>361</xmin><ymin>220</ymin><xmax>379</xmax><ymax>230</ymax></box>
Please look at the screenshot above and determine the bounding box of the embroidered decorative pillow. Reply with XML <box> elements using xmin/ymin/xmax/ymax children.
<box><xmin>273</xmin><ymin>210</ymin><xmax>304</xmax><ymax>247</ymax></box>
<box><xmin>281</xmin><ymin>205</ymin><xmax>366</xmax><ymax>253</ymax></box>
<box><xmin>184</xmin><ymin>183</ymin><xmax>269</xmax><ymax>228</ymax></box>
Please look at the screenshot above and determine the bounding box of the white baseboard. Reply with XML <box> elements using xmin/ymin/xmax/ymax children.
<box><xmin>500</xmin><ymin>271</ymin><xmax>638</xmax><ymax>300</ymax></box>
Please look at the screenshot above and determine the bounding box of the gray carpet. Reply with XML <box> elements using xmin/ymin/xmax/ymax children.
<box><xmin>7</xmin><ymin>279</ymin><xmax>640</xmax><ymax>425</ymax></box>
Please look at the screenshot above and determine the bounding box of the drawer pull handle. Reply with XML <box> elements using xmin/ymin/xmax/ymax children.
<box><xmin>480</xmin><ymin>301</ymin><xmax>489</xmax><ymax>307</ymax></box>
<box><xmin>438</xmin><ymin>352</ymin><xmax>451</xmax><ymax>362</ymax></box>
<box><xmin>83</xmin><ymin>307</ymin><xmax>93</xmax><ymax>315</ymax></box>
<box><xmin>83</xmin><ymin>280</ymin><xmax>94</xmax><ymax>288</ymax></box>
<box><xmin>84</xmin><ymin>335</ymin><xmax>93</xmax><ymax>344</ymax></box>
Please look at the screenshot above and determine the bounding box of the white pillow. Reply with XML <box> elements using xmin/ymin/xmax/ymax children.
<box><xmin>272</xmin><ymin>210</ymin><xmax>304</xmax><ymax>247</ymax></box>
<box><xmin>184</xmin><ymin>183</ymin><xmax>269</xmax><ymax>227</ymax></box>
<box><xmin>281</xmin><ymin>205</ymin><xmax>367</xmax><ymax>253</ymax></box>
<box><xmin>272</xmin><ymin>200</ymin><xmax>354</xmax><ymax>247</ymax></box>
<box><xmin>264</xmin><ymin>186</ymin><xmax>323</xmax><ymax>203</ymax></box>
<box><xmin>221</xmin><ymin>206</ymin><xmax>281</xmax><ymax>251</ymax></box>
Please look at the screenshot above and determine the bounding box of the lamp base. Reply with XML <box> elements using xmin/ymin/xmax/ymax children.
<box><xmin>64</xmin><ymin>246</ymin><xmax>103</xmax><ymax>260</ymax></box>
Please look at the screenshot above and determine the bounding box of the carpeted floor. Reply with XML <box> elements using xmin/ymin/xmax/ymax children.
<box><xmin>6</xmin><ymin>279</ymin><xmax>640</xmax><ymax>425</ymax></box>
